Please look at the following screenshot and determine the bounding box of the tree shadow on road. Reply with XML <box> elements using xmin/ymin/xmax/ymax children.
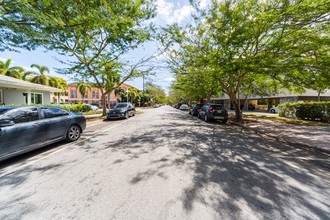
<box><xmin>102</xmin><ymin>110</ymin><xmax>330</xmax><ymax>219</ymax></box>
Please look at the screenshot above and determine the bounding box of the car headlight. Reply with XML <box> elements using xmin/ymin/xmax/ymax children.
<box><xmin>120</xmin><ymin>110</ymin><xmax>126</xmax><ymax>113</ymax></box>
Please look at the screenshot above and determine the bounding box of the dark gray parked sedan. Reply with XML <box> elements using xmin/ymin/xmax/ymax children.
<box><xmin>0</xmin><ymin>106</ymin><xmax>86</xmax><ymax>162</ymax></box>
<box><xmin>107</xmin><ymin>102</ymin><xmax>135</xmax><ymax>120</ymax></box>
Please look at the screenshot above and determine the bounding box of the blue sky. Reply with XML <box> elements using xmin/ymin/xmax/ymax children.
<box><xmin>0</xmin><ymin>0</ymin><xmax>208</xmax><ymax>93</ymax></box>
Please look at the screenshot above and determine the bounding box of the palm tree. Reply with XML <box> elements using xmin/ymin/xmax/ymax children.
<box><xmin>128</xmin><ymin>87</ymin><xmax>138</xmax><ymax>104</ymax></box>
<box><xmin>49</xmin><ymin>77</ymin><xmax>68</xmax><ymax>102</ymax></box>
<box><xmin>0</xmin><ymin>58</ymin><xmax>25</xmax><ymax>79</ymax></box>
<box><xmin>25</xmin><ymin>64</ymin><xmax>50</xmax><ymax>85</ymax></box>
<box><xmin>49</xmin><ymin>77</ymin><xmax>67</xmax><ymax>90</ymax></box>
<box><xmin>115</xmin><ymin>88</ymin><xmax>124</xmax><ymax>102</ymax></box>
<box><xmin>77</xmin><ymin>81</ymin><xmax>92</xmax><ymax>102</ymax></box>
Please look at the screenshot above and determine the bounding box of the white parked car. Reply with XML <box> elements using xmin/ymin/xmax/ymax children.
<box><xmin>269</xmin><ymin>107</ymin><xmax>279</xmax><ymax>113</ymax></box>
<box><xmin>86</xmin><ymin>104</ymin><xmax>99</xmax><ymax>111</ymax></box>
<box><xmin>179</xmin><ymin>104</ymin><xmax>189</xmax><ymax>111</ymax></box>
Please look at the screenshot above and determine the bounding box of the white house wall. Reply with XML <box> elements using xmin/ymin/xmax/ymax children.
<box><xmin>1</xmin><ymin>87</ymin><xmax>51</xmax><ymax>105</ymax></box>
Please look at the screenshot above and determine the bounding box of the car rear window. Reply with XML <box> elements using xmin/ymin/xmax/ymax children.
<box><xmin>211</xmin><ymin>105</ymin><xmax>224</xmax><ymax>110</ymax></box>
<box><xmin>115</xmin><ymin>103</ymin><xmax>127</xmax><ymax>108</ymax></box>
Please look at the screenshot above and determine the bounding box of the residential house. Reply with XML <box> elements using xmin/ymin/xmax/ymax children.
<box><xmin>0</xmin><ymin>74</ymin><xmax>62</xmax><ymax>106</ymax></box>
<box><xmin>211</xmin><ymin>89</ymin><xmax>330</xmax><ymax>111</ymax></box>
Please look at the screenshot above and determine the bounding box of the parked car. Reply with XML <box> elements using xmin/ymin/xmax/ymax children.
<box><xmin>0</xmin><ymin>106</ymin><xmax>86</xmax><ymax>162</ymax></box>
<box><xmin>107</xmin><ymin>102</ymin><xmax>135</xmax><ymax>120</ymax></box>
<box><xmin>90</xmin><ymin>103</ymin><xmax>101</xmax><ymax>109</ymax></box>
<box><xmin>269</xmin><ymin>107</ymin><xmax>279</xmax><ymax>113</ymax></box>
<box><xmin>189</xmin><ymin>104</ymin><xmax>203</xmax><ymax>116</ymax></box>
<box><xmin>86</xmin><ymin>104</ymin><xmax>99</xmax><ymax>111</ymax></box>
<box><xmin>179</xmin><ymin>104</ymin><xmax>189</xmax><ymax>111</ymax></box>
<box><xmin>198</xmin><ymin>103</ymin><xmax>228</xmax><ymax>123</ymax></box>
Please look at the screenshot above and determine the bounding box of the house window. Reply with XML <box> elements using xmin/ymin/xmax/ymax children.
<box><xmin>92</xmin><ymin>90</ymin><xmax>99</xmax><ymax>99</ymax></box>
<box><xmin>71</xmin><ymin>89</ymin><xmax>77</xmax><ymax>98</ymax></box>
<box><xmin>31</xmin><ymin>93</ymin><xmax>43</xmax><ymax>104</ymax></box>
<box><xmin>0</xmin><ymin>89</ymin><xmax>3</xmax><ymax>104</ymax></box>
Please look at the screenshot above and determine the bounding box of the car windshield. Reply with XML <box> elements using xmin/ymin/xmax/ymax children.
<box><xmin>114</xmin><ymin>103</ymin><xmax>128</xmax><ymax>109</ymax></box>
<box><xmin>211</xmin><ymin>105</ymin><xmax>224</xmax><ymax>110</ymax></box>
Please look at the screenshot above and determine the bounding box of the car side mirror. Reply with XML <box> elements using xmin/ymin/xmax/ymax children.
<box><xmin>0</xmin><ymin>119</ymin><xmax>15</xmax><ymax>127</ymax></box>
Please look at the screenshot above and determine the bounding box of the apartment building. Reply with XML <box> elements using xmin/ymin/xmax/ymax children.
<box><xmin>67</xmin><ymin>83</ymin><xmax>136</xmax><ymax>108</ymax></box>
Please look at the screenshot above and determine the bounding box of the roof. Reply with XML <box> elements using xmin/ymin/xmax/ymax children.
<box><xmin>0</xmin><ymin>75</ymin><xmax>62</xmax><ymax>92</ymax></box>
<box><xmin>212</xmin><ymin>89</ymin><xmax>330</xmax><ymax>100</ymax></box>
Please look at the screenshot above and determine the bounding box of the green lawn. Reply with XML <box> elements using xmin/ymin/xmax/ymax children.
<box><xmin>241</xmin><ymin>113</ymin><xmax>329</xmax><ymax>126</ymax></box>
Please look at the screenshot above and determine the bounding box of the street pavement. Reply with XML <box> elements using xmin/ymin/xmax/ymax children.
<box><xmin>0</xmin><ymin>106</ymin><xmax>329</xmax><ymax>220</ymax></box>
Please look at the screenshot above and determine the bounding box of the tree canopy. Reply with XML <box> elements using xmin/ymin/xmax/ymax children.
<box><xmin>1</xmin><ymin>0</ymin><xmax>157</xmax><ymax>114</ymax></box>
<box><xmin>161</xmin><ymin>0</ymin><xmax>330</xmax><ymax>122</ymax></box>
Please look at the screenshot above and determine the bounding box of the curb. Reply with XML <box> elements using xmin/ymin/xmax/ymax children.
<box><xmin>84</xmin><ymin>114</ymin><xmax>103</xmax><ymax>119</ymax></box>
<box><xmin>230</xmin><ymin>121</ymin><xmax>330</xmax><ymax>155</ymax></box>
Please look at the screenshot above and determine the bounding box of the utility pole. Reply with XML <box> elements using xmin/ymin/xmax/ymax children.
<box><xmin>142</xmin><ymin>73</ymin><xmax>145</xmax><ymax>107</ymax></box>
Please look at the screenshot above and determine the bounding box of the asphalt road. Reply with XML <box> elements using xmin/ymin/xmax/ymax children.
<box><xmin>1</xmin><ymin>106</ymin><xmax>329</xmax><ymax>220</ymax></box>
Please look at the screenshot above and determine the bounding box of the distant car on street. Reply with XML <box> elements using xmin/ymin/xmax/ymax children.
<box><xmin>179</xmin><ymin>104</ymin><xmax>189</xmax><ymax>111</ymax></box>
<box><xmin>269</xmin><ymin>107</ymin><xmax>279</xmax><ymax>113</ymax></box>
<box><xmin>0</xmin><ymin>106</ymin><xmax>86</xmax><ymax>162</ymax></box>
<box><xmin>107</xmin><ymin>102</ymin><xmax>135</xmax><ymax>120</ymax></box>
<box><xmin>198</xmin><ymin>103</ymin><xmax>228</xmax><ymax>123</ymax></box>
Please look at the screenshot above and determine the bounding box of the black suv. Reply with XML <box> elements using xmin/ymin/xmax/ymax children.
<box><xmin>107</xmin><ymin>102</ymin><xmax>135</xmax><ymax>120</ymax></box>
<box><xmin>198</xmin><ymin>103</ymin><xmax>228</xmax><ymax>123</ymax></box>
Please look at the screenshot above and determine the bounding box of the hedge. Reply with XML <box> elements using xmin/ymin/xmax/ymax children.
<box><xmin>50</xmin><ymin>103</ymin><xmax>92</xmax><ymax>112</ymax></box>
<box><xmin>279</xmin><ymin>101</ymin><xmax>330</xmax><ymax>122</ymax></box>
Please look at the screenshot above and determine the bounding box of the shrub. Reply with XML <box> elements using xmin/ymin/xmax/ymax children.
<box><xmin>279</xmin><ymin>101</ymin><xmax>330</xmax><ymax>122</ymax></box>
<box><xmin>50</xmin><ymin>103</ymin><xmax>91</xmax><ymax>112</ymax></box>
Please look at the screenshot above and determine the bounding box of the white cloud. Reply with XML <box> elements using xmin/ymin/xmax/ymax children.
<box><xmin>200</xmin><ymin>0</ymin><xmax>209</xmax><ymax>9</ymax></box>
<box><xmin>163</xmin><ymin>77</ymin><xmax>175</xmax><ymax>82</ymax></box>
<box><xmin>154</xmin><ymin>0</ymin><xmax>195</xmax><ymax>25</ymax></box>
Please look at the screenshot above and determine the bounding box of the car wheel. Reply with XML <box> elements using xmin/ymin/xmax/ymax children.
<box><xmin>132</xmin><ymin>111</ymin><xmax>135</xmax><ymax>116</ymax></box>
<box><xmin>125</xmin><ymin>112</ymin><xmax>129</xmax><ymax>119</ymax></box>
<box><xmin>271</xmin><ymin>109</ymin><xmax>275</xmax><ymax>113</ymax></box>
<box><xmin>204</xmin><ymin>114</ymin><xmax>209</xmax><ymax>122</ymax></box>
<box><xmin>66</xmin><ymin>125</ymin><xmax>81</xmax><ymax>142</ymax></box>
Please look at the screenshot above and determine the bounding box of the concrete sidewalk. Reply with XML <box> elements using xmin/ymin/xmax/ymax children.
<box><xmin>236</xmin><ymin>119</ymin><xmax>330</xmax><ymax>154</ymax></box>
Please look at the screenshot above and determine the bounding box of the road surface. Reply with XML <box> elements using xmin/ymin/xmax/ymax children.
<box><xmin>1</xmin><ymin>106</ymin><xmax>329</xmax><ymax>220</ymax></box>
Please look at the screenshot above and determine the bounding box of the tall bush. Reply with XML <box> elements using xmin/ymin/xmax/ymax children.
<box><xmin>279</xmin><ymin>102</ymin><xmax>330</xmax><ymax>122</ymax></box>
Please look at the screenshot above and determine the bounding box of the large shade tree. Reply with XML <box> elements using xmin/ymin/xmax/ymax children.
<box><xmin>1</xmin><ymin>0</ymin><xmax>156</xmax><ymax>115</ymax></box>
<box><xmin>161</xmin><ymin>0</ymin><xmax>330</xmax><ymax>122</ymax></box>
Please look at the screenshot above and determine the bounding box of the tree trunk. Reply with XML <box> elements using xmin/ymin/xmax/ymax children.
<box><xmin>318</xmin><ymin>91</ymin><xmax>321</xmax><ymax>102</ymax></box>
<box><xmin>101</xmin><ymin>93</ymin><xmax>107</xmax><ymax>116</ymax></box>
<box><xmin>229</xmin><ymin>93</ymin><xmax>242</xmax><ymax>123</ymax></box>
